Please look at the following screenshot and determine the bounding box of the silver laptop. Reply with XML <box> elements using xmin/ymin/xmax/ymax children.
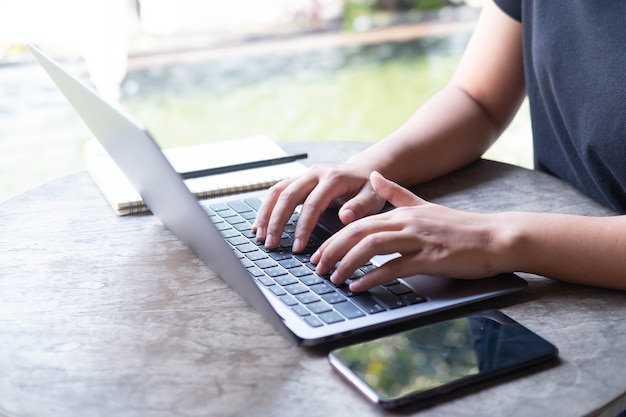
<box><xmin>30</xmin><ymin>45</ymin><xmax>527</xmax><ymax>346</ymax></box>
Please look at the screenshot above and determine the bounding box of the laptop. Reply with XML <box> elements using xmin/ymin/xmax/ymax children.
<box><xmin>29</xmin><ymin>45</ymin><xmax>527</xmax><ymax>347</ymax></box>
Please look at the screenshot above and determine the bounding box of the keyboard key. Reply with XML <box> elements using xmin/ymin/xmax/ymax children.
<box><xmin>350</xmin><ymin>269</ymin><xmax>365</xmax><ymax>279</ymax></box>
<box><xmin>228</xmin><ymin>200</ymin><xmax>253</xmax><ymax>213</ymax></box>
<box><xmin>220</xmin><ymin>229</ymin><xmax>240</xmax><ymax>238</ymax></box>
<box><xmin>402</xmin><ymin>293</ymin><xmax>427</xmax><ymax>305</ymax></box>
<box><xmin>307</xmin><ymin>301</ymin><xmax>332</xmax><ymax>315</ymax></box>
<box><xmin>241</xmin><ymin>211</ymin><xmax>257</xmax><ymax>221</ymax></box>
<box><xmin>227</xmin><ymin>236</ymin><xmax>249</xmax><ymax>246</ymax></box>
<box><xmin>274</xmin><ymin>274</ymin><xmax>298</xmax><ymax>286</ymax></box>
<box><xmin>352</xmin><ymin>295</ymin><xmax>386</xmax><ymax>314</ymax></box>
<box><xmin>213</xmin><ymin>222</ymin><xmax>232</xmax><ymax>231</ymax></box>
<box><xmin>321</xmin><ymin>292</ymin><xmax>346</xmax><ymax>304</ymax></box>
<box><xmin>359</xmin><ymin>263</ymin><xmax>377</xmax><ymax>274</ymax></box>
<box><xmin>334</xmin><ymin>301</ymin><xmax>366</xmax><ymax>319</ymax></box>
<box><xmin>290</xmin><ymin>266</ymin><xmax>313</xmax><ymax>278</ymax></box>
<box><xmin>386</xmin><ymin>282</ymin><xmax>412</xmax><ymax>295</ymax></box>
<box><xmin>240</xmin><ymin>258</ymin><xmax>254</xmax><ymax>268</ymax></box>
<box><xmin>247</xmin><ymin>267</ymin><xmax>265</xmax><ymax>278</ymax></box>
<box><xmin>269</xmin><ymin>286</ymin><xmax>287</xmax><ymax>296</ymax></box>
<box><xmin>243</xmin><ymin>198</ymin><xmax>262</xmax><ymax>210</ymax></box>
<box><xmin>225</xmin><ymin>215</ymin><xmax>246</xmax><ymax>225</ymax></box>
<box><xmin>242</xmin><ymin>228</ymin><xmax>256</xmax><ymax>238</ymax></box>
<box><xmin>265</xmin><ymin>266</ymin><xmax>288</xmax><ymax>278</ymax></box>
<box><xmin>216</xmin><ymin>208</ymin><xmax>238</xmax><ymax>218</ymax></box>
<box><xmin>269</xmin><ymin>251</ymin><xmax>292</xmax><ymax>261</ymax></box>
<box><xmin>279</xmin><ymin>258</ymin><xmax>301</xmax><ymax>269</ymax></box>
<box><xmin>284</xmin><ymin>283</ymin><xmax>309</xmax><ymax>295</ymax></box>
<box><xmin>299</xmin><ymin>274</ymin><xmax>324</xmax><ymax>286</ymax></box>
<box><xmin>279</xmin><ymin>294</ymin><xmax>298</xmax><ymax>306</ymax></box>
<box><xmin>303</xmin><ymin>315</ymin><xmax>323</xmax><ymax>328</ymax></box>
<box><xmin>234</xmin><ymin>222</ymin><xmax>252</xmax><ymax>231</ymax></box>
<box><xmin>280</xmin><ymin>237</ymin><xmax>294</xmax><ymax>249</ymax></box>
<box><xmin>255</xmin><ymin>274</ymin><xmax>274</xmax><ymax>286</ymax></box>
<box><xmin>310</xmin><ymin>281</ymin><xmax>336</xmax><ymax>295</ymax></box>
<box><xmin>335</xmin><ymin>284</ymin><xmax>355</xmax><ymax>298</ymax></box>
<box><xmin>368</xmin><ymin>286</ymin><xmax>406</xmax><ymax>309</ymax></box>
<box><xmin>292</xmin><ymin>305</ymin><xmax>310</xmax><ymax>317</ymax></box>
<box><xmin>237</xmin><ymin>243</ymin><xmax>258</xmax><ymax>253</ymax></box>
<box><xmin>319</xmin><ymin>311</ymin><xmax>345</xmax><ymax>324</ymax></box>
<box><xmin>209</xmin><ymin>203</ymin><xmax>229</xmax><ymax>212</ymax></box>
<box><xmin>245</xmin><ymin>251</ymin><xmax>268</xmax><ymax>262</ymax></box>
<box><xmin>255</xmin><ymin>258</ymin><xmax>277</xmax><ymax>269</ymax></box>
<box><xmin>295</xmin><ymin>292</ymin><xmax>320</xmax><ymax>304</ymax></box>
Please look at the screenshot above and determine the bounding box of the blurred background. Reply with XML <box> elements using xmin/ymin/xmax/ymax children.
<box><xmin>0</xmin><ymin>0</ymin><xmax>531</xmax><ymax>203</ymax></box>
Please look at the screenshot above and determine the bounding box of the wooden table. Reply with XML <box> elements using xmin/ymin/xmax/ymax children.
<box><xmin>1</xmin><ymin>141</ymin><xmax>625</xmax><ymax>417</ymax></box>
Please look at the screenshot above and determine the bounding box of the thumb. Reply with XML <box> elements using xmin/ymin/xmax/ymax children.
<box><xmin>338</xmin><ymin>182</ymin><xmax>386</xmax><ymax>224</ymax></box>
<box><xmin>370</xmin><ymin>171</ymin><xmax>426</xmax><ymax>208</ymax></box>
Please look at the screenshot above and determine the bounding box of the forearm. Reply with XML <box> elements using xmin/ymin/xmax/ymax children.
<box><xmin>345</xmin><ymin>2</ymin><xmax>525</xmax><ymax>187</ymax></box>
<box><xmin>493</xmin><ymin>212</ymin><xmax>626</xmax><ymax>290</ymax></box>
<box><xmin>346</xmin><ymin>83</ymin><xmax>502</xmax><ymax>186</ymax></box>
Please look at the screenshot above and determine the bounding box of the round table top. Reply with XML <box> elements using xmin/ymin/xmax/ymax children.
<box><xmin>0</xmin><ymin>141</ymin><xmax>624</xmax><ymax>417</ymax></box>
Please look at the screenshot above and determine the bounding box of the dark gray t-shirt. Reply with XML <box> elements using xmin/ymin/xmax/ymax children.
<box><xmin>494</xmin><ymin>0</ymin><xmax>626</xmax><ymax>213</ymax></box>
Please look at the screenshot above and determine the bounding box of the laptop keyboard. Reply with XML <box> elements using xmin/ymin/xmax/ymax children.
<box><xmin>203</xmin><ymin>198</ymin><xmax>426</xmax><ymax>328</ymax></box>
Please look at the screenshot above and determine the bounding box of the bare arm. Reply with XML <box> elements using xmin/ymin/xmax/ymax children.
<box><xmin>313</xmin><ymin>173</ymin><xmax>626</xmax><ymax>292</ymax></box>
<box><xmin>254</xmin><ymin>1</ymin><xmax>525</xmax><ymax>251</ymax></box>
<box><xmin>497</xmin><ymin>212</ymin><xmax>626</xmax><ymax>291</ymax></box>
<box><xmin>349</xmin><ymin>0</ymin><xmax>526</xmax><ymax>186</ymax></box>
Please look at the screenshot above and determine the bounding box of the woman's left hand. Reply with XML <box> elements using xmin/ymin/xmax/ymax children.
<box><xmin>311</xmin><ymin>171</ymin><xmax>507</xmax><ymax>292</ymax></box>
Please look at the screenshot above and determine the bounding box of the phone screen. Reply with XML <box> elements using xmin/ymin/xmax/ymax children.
<box><xmin>328</xmin><ymin>310</ymin><xmax>558</xmax><ymax>408</ymax></box>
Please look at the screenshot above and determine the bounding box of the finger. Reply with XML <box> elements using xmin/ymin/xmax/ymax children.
<box><xmin>320</xmin><ymin>226</ymin><xmax>412</xmax><ymax>285</ymax></box>
<box><xmin>337</xmin><ymin>182</ymin><xmax>386</xmax><ymax>225</ymax></box>
<box><xmin>349</xmin><ymin>256</ymin><xmax>417</xmax><ymax>292</ymax></box>
<box><xmin>333</xmin><ymin>231</ymin><xmax>420</xmax><ymax>286</ymax></box>
<box><xmin>291</xmin><ymin>165</ymin><xmax>373</xmax><ymax>252</ymax></box>
<box><xmin>291</xmin><ymin>179</ymin><xmax>354</xmax><ymax>252</ymax></box>
<box><xmin>370</xmin><ymin>171</ymin><xmax>426</xmax><ymax>208</ymax></box>
<box><xmin>311</xmin><ymin>215</ymin><xmax>384</xmax><ymax>272</ymax></box>
<box><xmin>253</xmin><ymin>178</ymin><xmax>294</xmax><ymax>239</ymax></box>
<box><xmin>262</xmin><ymin>176</ymin><xmax>319</xmax><ymax>248</ymax></box>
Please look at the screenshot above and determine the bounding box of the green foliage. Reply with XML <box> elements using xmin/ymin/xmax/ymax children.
<box><xmin>342</xmin><ymin>0</ymin><xmax>461</xmax><ymax>31</ymax></box>
<box><xmin>121</xmin><ymin>35</ymin><xmax>467</xmax><ymax>148</ymax></box>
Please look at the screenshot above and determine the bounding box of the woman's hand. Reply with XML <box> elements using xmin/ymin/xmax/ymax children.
<box><xmin>252</xmin><ymin>163</ymin><xmax>387</xmax><ymax>252</ymax></box>
<box><xmin>311</xmin><ymin>171</ymin><xmax>506</xmax><ymax>292</ymax></box>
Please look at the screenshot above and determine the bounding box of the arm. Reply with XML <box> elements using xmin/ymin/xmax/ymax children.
<box><xmin>312</xmin><ymin>173</ymin><xmax>626</xmax><ymax>292</ymax></box>
<box><xmin>498</xmin><ymin>212</ymin><xmax>626</xmax><ymax>291</ymax></box>
<box><xmin>254</xmin><ymin>1</ymin><xmax>525</xmax><ymax>251</ymax></box>
<box><xmin>346</xmin><ymin>0</ymin><xmax>526</xmax><ymax>186</ymax></box>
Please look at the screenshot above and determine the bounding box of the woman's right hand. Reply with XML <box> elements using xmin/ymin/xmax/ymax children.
<box><xmin>252</xmin><ymin>163</ymin><xmax>386</xmax><ymax>253</ymax></box>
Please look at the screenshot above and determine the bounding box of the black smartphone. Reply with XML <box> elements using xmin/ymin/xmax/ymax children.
<box><xmin>328</xmin><ymin>310</ymin><xmax>558</xmax><ymax>409</ymax></box>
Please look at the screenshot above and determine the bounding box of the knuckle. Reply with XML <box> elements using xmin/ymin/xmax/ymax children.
<box><xmin>301</xmin><ymin>197</ymin><xmax>324</xmax><ymax>214</ymax></box>
<box><xmin>362</xmin><ymin>234</ymin><xmax>384</xmax><ymax>250</ymax></box>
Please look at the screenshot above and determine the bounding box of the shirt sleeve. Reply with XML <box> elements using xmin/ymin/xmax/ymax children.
<box><xmin>493</xmin><ymin>0</ymin><xmax>522</xmax><ymax>21</ymax></box>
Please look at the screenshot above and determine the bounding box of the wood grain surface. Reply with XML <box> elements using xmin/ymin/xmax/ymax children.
<box><xmin>0</xmin><ymin>141</ymin><xmax>624</xmax><ymax>417</ymax></box>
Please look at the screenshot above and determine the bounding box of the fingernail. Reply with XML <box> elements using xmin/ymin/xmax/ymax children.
<box><xmin>292</xmin><ymin>238</ymin><xmax>302</xmax><ymax>253</ymax></box>
<box><xmin>340</xmin><ymin>208</ymin><xmax>356</xmax><ymax>224</ymax></box>
<box><xmin>349</xmin><ymin>280</ymin><xmax>362</xmax><ymax>292</ymax></box>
